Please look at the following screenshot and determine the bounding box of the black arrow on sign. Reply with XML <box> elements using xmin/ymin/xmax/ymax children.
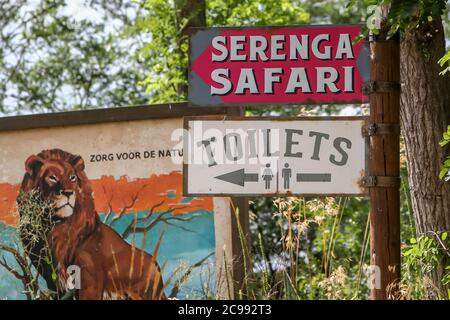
<box><xmin>215</xmin><ymin>168</ymin><xmax>259</xmax><ymax>187</ymax></box>
<box><xmin>296</xmin><ymin>173</ymin><xmax>331</xmax><ymax>182</ymax></box>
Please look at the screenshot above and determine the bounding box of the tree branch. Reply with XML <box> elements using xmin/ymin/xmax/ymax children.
<box><xmin>121</xmin><ymin>206</ymin><xmax>193</xmax><ymax>239</ymax></box>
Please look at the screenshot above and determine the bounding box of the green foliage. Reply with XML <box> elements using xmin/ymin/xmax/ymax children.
<box><xmin>359</xmin><ymin>0</ymin><xmax>448</xmax><ymax>37</ymax></box>
<box><xmin>246</xmin><ymin>173</ymin><xmax>416</xmax><ymax>300</ymax></box>
<box><xmin>246</xmin><ymin>197</ymin><xmax>372</xmax><ymax>300</ymax></box>
<box><xmin>206</xmin><ymin>0</ymin><xmax>310</xmax><ymax>26</ymax></box>
<box><xmin>402</xmin><ymin>232</ymin><xmax>450</xmax><ymax>299</ymax></box>
<box><xmin>438</xmin><ymin>51</ymin><xmax>450</xmax><ymax>75</ymax></box>
<box><xmin>388</xmin><ymin>0</ymin><xmax>446</xmax><ymax>29</ymax></box>
<box><xmin>133</xmin><ymin>0</ymin><xmax>192</xmax><ymax>103</ymax></box>
<box><xmin>0</xmin><ymin>0</ymin><xmax>149</xmax><ymax>114</ymax></box>
<box><xmin>310</xmin><ymin>0</ymin><xmax>375</xmax><ymax>24</ymax></box>
<box><xmin>17</xmin><ymin>190</ymin><xmax>56</xmax><ymax>248</ymax></box>
<box><xmin>135</xmin><ymin>0</ymin><xmax>310</xmax><ymax>103</ymax></box>
<box><xmin>16</xmin><ymin>190</ymin><xmax>58</xmax><ymax>289</ymax></box>
<box><xmin>439</xmin><ymin>125</ymin><xmax>450</xmax><ymax>181</ymax></box>
<box><xmin>0</xmin><ymin>190</ymin><xmax>58</xmax><ymax>299</ymax></box>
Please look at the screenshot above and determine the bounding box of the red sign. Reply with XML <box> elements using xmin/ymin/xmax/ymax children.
<box><xmin>189</xmin><ymin>25</ymin><xmax>370</xmax><ymax>106</ymax></box>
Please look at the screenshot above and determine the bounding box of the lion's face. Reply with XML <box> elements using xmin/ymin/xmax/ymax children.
<box><xmin>41</xmin><ymin>162</ymin><xmax>78</xmax><ymax>218</ymax></box>
<box><xmin>24</xmin><ymin>150</ymin><xmax>86</xmax><ymax>219</ymax></box>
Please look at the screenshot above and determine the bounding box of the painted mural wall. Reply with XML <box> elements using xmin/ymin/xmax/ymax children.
<box><xmin>0</xmin><ymin>117</ymin><xmax>216</xmax><ymax>300</ymax></box>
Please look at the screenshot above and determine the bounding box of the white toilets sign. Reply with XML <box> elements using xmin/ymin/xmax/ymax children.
<box><xmin>183</xmin><ymin>117</ymin><xmax>367</xmax><ymax>196</ymax></box>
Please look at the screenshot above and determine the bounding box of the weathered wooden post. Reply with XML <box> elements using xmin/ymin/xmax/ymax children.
<box><xmin>214</xmin><ymin>106</ymin><xmax>251</xmax><ymax>300</ymax></box>
<box><xmin>365</xmin><ymin>30</ymin><xmax>401</xmax><ymax>299</ymax></box>
<box><xmin>228</xmin><ymin>106</ymin><xmax>251</xmax><ymax>299</ymax></box>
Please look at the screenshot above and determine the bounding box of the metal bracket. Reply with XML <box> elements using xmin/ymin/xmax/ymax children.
<box><xmin>362</xmin><ymin>123</ymin><xmax>400</xmax><ymax>137</ymax></box>
<box><xmin>362</xmin><ymin>81</ymin><xmax>401</xmax><ymax>95</ymax></box>
<box><xmin>362</xmin><ymin>176</ymin><xmax>400</xmax><ymax>188</ymax></box>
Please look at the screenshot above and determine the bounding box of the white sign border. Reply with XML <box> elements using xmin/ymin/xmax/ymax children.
<box><xmin>183</xmin><ymin>115</ymin><xmax>369</xmax><ymax>197</ymax></box>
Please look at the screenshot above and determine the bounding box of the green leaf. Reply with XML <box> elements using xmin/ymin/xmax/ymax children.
<box><xmin>439</xmin><ymin>51</ymin><xmax>450</xmax><ymax>75</ymax></box>
<box><xmin>440</xmin><ymin>139</ymin><xmax>450</xmax><ymax>147</ymax></box>
<box><xmin>442</xmin><ymin>232</ymin><xmax>448</xmax><ymax>241</ymax></box>
<box><xmin>438</xmin><ymin>51</ymin><xmax>450</xmax><ymax>67</ymax></box>
<box><xmin>440</xmin><ymin>167</ymin><xmax>449</xmax><ymax>180</ymax></box>
<box><xmin>346</xmin><ymin>0</ymin><xmax>356</xmax><ymax>9</ymax></box>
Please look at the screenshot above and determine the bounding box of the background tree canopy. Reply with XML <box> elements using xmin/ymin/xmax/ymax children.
<box><xmin>0</xmin><ymin>0</ymin><xmax>149</xmax><ymax>114</ymax></box>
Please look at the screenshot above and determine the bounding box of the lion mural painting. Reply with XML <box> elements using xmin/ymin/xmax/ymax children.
<box><xmin>18</xmin><ymin>149</ymin><xmax>166</xmax><ymax>300</ymax></box>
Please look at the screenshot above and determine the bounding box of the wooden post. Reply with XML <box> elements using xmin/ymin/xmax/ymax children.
<box><xmin>214</xmin><ymin>106</ymin><xmax>250</xmax><ymax>299</ymax></box>
<box><xmin>213</xmin><ymin>197</ymin><xmax>250</xmax><ymax>300</ymax></box>
<box><xmin>228</xmin><ymin>107</ymin><xmax>251</xmax><ymax>299</ymax></box>
<box><xmin>368</xmin><ymin>32</ymin><xmax>401</xmax><ymax>299</ymax></box>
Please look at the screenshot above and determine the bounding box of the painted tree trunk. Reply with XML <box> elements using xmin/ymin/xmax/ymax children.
<box><xmin>400</xmin><ymin>16</ymin><xmax>450</xmax><ymax>299</ymax></box>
